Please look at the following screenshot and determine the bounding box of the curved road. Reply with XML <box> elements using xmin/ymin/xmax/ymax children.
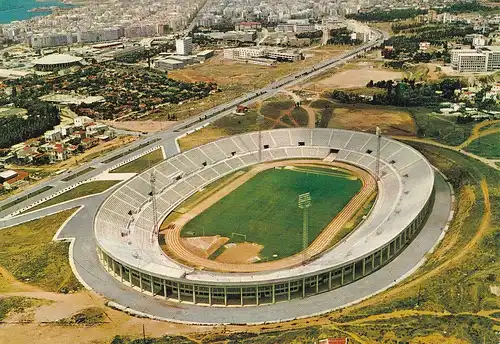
<box><xmin>0</xmin><ymin>168</ymin><xmax>452</xmax><ymax>324</ymax></box>
<box><xmin>0</xmin><ymin>27</ymin><xmax>454</xmax><ymax>325</ymax></box>
<box><xmin>0</xmin><ymin>27</ymin><xmax>387</xmax><ymax>220</ymax></box>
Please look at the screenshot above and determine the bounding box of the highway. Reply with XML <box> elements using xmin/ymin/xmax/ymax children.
<box><xmin>0</xmin><ymin>26</ymin><xmax>458</xmax><ymax>324</ymax></box>
<box><xmin>0</xmin><ymin>27</ymin><xmax>387</xmax><ymax>219</ymax></box>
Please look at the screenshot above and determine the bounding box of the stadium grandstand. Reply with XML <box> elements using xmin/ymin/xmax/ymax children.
<box><xmin>95</xmin><ymin>128</ymin><xmax>435</xmax><ymax>307</ymax></box>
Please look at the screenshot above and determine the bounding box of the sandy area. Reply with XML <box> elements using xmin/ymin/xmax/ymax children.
<box><xmin>181</xmin><ymin>236</ymin><xmax>229</xmax><ymax>258</ymax></box>
<box><xmin>0</xmin><ymin>291</ymin><xmax>211</xmax><ymax>344</ymax></box>
<box><xmin>102</xmin><ymin>120</ymin><xmax>177</xmax><ymax>133</ymax></box>
<box><xmin>215</xmin><ymin>243</ymin><xmax>263</xmax><ymax>264</ymax></box>
<box><xmin>329</xmin><ymin>105</ymin><xmax>416</xmax><ymax>136</ymax></box>
<box><xmin>315</xmin><ymin>69</ymin><xmax>404</xmax><ymax>89</ymax></box>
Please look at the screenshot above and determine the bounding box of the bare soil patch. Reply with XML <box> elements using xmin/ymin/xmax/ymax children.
<box><xmin>181</xmin><ymin>236</ymin><xmax>229</xmax><ymax>258</ymax></box>
<box><xmin>309</xmin><ymin>69</ymin><xmax>403</xmax><ymax>91</ymax></box>
<box><xmin>215</xmin><ymin>243</ymin><xmax>263</xmax><ymax>264</ymax></box>
<box><xmin>328</xmin><ymin>105</ymin><xmax>416</xmax><ymax>136</ymax></box>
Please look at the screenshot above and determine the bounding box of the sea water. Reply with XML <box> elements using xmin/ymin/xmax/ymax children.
<box><xmin>0</xmin><ymin>0</ymin><xmax>72</xmax><ymax>24</ymax></box>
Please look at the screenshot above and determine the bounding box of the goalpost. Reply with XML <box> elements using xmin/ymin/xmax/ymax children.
<box><xmin>231</xmin><ymin>232</ymin><xmax>247</xmax><ymax>241</ymax></box>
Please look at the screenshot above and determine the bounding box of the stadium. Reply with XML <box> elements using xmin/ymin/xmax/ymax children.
<box><xmin>95</xmin><ymin>128</ymin><xmax>435</xmax><ymax>307</ymax></box>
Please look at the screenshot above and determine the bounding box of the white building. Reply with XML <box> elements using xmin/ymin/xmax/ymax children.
<box><xmin>44</xmin><ymin>129</ymin><xmax>62</xmax><ymax>142</ymax></box>
<box><xmin>223</xmin><ymin>47</ymin><xmax>301</xmax><ymax>62</ymax></box>
<box><xmin>154</xmin><ymin>58</ymin><xmax>185</xmax><ymax>71</ymax></box>
<box><xmin>175</xmin><ymin>37</ymin><xmax>193</xmax><ymax>56</ymax></box>
<box><xmin>124</xmin><ymin>25</ymin><xmax>157</xmax><ymax>39</ymax></box>
<box><xmin>473</xmin><ymin>35</ymin><xmax>487</xmax><ymax>47</ymax></box>
<box><xmin>419</xmin><ymin>41</ymin><xmax>431</xmax><ymax>51</ymax></box>
<box><xmin>74</xmin><ymin>116</ymin><xmax>93</xmax><ymax>127</ymax></box>
<box><xmin>452</xmin><ymin>46</ymin><xmax>500</xmax><ymax>72</ymax></box>
<box><xmin>30</xmin><ymin>33</ymin><xmax>76</xmax><ymax>48</ymax></box>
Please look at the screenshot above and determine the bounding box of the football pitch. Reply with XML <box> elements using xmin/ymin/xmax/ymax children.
<box><xmin>181</xmin><ymin>166</ymin><xmax>362</xmax><ymax>261</ymax></box>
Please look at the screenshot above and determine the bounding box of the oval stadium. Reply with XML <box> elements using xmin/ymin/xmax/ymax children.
<box><xmin>95</xmin><ymin>128</ymin><xmax>437</xmax><ymax>308</ymax></box>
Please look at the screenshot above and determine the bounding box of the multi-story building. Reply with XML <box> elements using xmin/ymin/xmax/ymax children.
<box><xmin>154</xmin><ymin>58</ymin><xmax>185</xmax><ymax>71</ymax></box>
<box><xmin>175</xmin><ymin>37</ymin><xmax>193</xmax><ymax>56</ymax></box>
<box><xmin>77</xmin><ymin>27</ymin><xmax>124</xmax><ymax>43</ymax></box>
<box><xmin>484</xmin><ymin>46</ymin><xmax>500</xmax><ymax>71</ymax></box>
<box><xmin>234</xmin><ymin>21</ymin><xmax>262</xmax><ymax>31</ymax></box>
<box><xmin>452</xmin><ymin>46</ymin><xmax>500</xmax><ymax>72</ymax></box>
<box><xmin>124</xmin><ymin>25</ymin><xmax>158</xmax><ymax>39</ymax></box>
<box><xmin>456</xmin><ymin>53</ymin><xmax>487</xmax><ymax>72</ymax></box>
<box><xmin>223</xmin><ymin>47</ymin><xmax>301</xmax><ymax>62</ymax></box>
<box><xmin>29</xmin><ymin>33</ymin><xmax>76</xmax><ymax>48</ymax></box>
<box><xmin>265</xmin><ymin>48</ymin><xmax>302</xmax><ymax>62</ymax></box>
<box><xmin>224</xmin><ymin>47</ymin><xmax>265</xmax><ymax>60</ymax></box>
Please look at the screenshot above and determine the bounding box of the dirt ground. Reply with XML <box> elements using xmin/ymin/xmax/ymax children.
<box><xmin>102</xmin><ymin>120</ymin><xmax>177</xmax><ymax>133</ymax></box>
<box><xmin>328</xmin><ymin>105</ymin><xmax>416</xmax><ymax>136</ymax></box>
<box><xmin>181</xmin><ymin>236</ymin><xmax>229</xmax><ymax>258</ymax></box>
<box><xmin>168</xmin><ymin>49</ymin><xmax>346</xmax><ymax>89</ymax></box>
<box><xmin>312</xmin><ymin>69</ymin><xmax>404</xmax><ymax>90</ymax></box>
<box><xmin>215</xmin><ymin>243</ymin><xmax>263</xmax><ymax>264</ymax></box>
<box><xmin>0</xmin><ymin>291</ymin><xmax>212</xmax><ymax>344</ymax></box>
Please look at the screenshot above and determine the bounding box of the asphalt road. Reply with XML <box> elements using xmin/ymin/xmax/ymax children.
<box><xmin>0</xmin><ymin>27</ymin><xmax>449</xmax><ymax>325</ymax></box>
<box><xmin>0</xmin><ymin>27</ymin><xmax>386</xmax><ymax>219</ymax></box>
<box><xmin>1</xmin><ymin>168</ymin><xmax>452</xmax><ymax>324</ymax></box>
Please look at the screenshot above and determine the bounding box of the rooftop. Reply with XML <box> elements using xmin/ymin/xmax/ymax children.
<box><xmin>34</xmin><ymin>54</ymin><xmax>83</xmax><ymax>66</ymax></box>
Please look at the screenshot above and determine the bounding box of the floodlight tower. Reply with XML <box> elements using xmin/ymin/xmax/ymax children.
<box><xmin>375</xmin><ymin>126</ymin><xmax>381</xmax><ymax>181</ymax></box>
<box><xmin>150</xmin><ymin>170</ymin><xmax>158</xmax><ymax>243</ymax></box>
<box><xmin>256</xmin><ymin>114</ymin><xmax>265</xmax><ymax>162</ymax></box>
<box><xmin>298</xmin><ymin>193</ymin><xmax>312</xmax><ymax>253</ymax></box>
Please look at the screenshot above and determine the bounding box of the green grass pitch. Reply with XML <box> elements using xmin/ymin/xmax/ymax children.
<box><xmin>181</xmin><ymin>166</ymin><xmax>362</xmax><ymax>261</ymax></box>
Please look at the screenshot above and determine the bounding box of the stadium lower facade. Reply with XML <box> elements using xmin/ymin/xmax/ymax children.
<box><xmin>95</xmin><ymin>128</ymin><xmax>435</xmax><ymax>307</ymax></box>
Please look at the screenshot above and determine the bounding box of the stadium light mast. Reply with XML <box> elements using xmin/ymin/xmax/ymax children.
<box><xmin>256</xmin><ymin>114</ymin><xmax>265</xmax><ymax>162</ymax></box>
<box><xmin>150</xmin><ymin>170</ymin><xmax>158</xmax><ymax>243</ymax></box>
<box><xmin>298</xmin><ymin>193</ymin><xmax>312</xmax><ymax>255</ymax></box>
<box><xmin>375</xmin><ymin>126</ymin><xmax>381</xmax><ymax>181</ymax></box>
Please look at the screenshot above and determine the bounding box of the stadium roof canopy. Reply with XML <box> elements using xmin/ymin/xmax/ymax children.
<box><xmin>33</xmin><ymin>54</ymin><xmax>83</xmax><ymax>66</ymax></box>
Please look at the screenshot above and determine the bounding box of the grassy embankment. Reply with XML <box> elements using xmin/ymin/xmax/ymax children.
<box><xmin>110</xmin><ymin>148</ymin><xmax>164</xmax><ymax>174</ymax></box>
<box><xmin>27</xmin><ymin>180</ymin><xmax>119</xmax><ymax>213</ymax></box>
<box><xmin>0</xmin><ymin>208</ymin><xmax>81</xmax><ymax>293</ymax></box>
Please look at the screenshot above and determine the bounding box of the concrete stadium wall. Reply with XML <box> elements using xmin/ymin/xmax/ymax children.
<box><xmin>97</xmin><ymin>178</ymin><xmax>435</xmax><ymax>307</ymax></box>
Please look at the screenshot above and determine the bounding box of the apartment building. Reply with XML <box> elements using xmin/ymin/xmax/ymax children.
<box><xmin>223</xmin><ymin>47</ymin><xmax>301</xmax><ymax>62</ymax></box>
<box><xmin>452</xmin><ymin>46</ymin><xmax>500</xmax><ymax>72</ymax></box>
<box><xmin>176</xmin><ymin>37</ymin><xmax>193</xmax><ymax>56</ymax></box>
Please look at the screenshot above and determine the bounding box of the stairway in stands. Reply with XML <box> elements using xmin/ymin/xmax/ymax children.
<box><xmin>323</xmin><ymin>153</ymin><xmax>337</xmax><ymax>162</ymax></box>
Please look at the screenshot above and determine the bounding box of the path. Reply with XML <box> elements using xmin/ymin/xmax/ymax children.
<box><xmin>278</xmin><ymin>91</ymin><xmax>316</xmax><ymax>128</ymax></box>
<box><xmin>163</xmin><ymin>160</ymin><xmax>375</xmax><ymax>272</ymax></box>
<box><xmin>457</xmin><ymin>119</ymin><xmax>500</xmax><ymax>150</ymax></box>
<box><xmin>346</xmin><ymin>177</ymin><xmax>491</xmax><ymax>312</ymax></box>
<box><xmin>303</xmin><ymin>104</ymin><xmax>317</xmax><ymax>128</ymax></box>
<box><xmin>0</xmin><ymin>265</ymin><xmax>41</xmax><ymax>293</ymax></box>
<box><xmin>392</xmin><ymin>136</ymin><xmax>500</xmax><ymax>171</ymax></box>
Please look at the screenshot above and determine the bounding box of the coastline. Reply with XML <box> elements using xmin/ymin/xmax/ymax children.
<box><xmin>0</xmin><ymin>0</ymin><xmax>75</xmax><ymax>25</ymax></box>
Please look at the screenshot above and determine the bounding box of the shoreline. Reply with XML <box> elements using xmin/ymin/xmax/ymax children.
<box><xmin>0</xmin><ymin>0</ymin><xmax>76</xmax><ymax>25</ymax></box>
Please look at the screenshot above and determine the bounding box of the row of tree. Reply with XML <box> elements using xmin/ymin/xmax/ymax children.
<box><xmin>296</xmin><ymin>30</ymin><xmax>323</xmax><ymax>39</ymax></box>
<box><xmin>327</xmin><ymin>28</ymin><xmax>361</xmax><ymax>45</ymax></box>
<box><xmin>347</xmin><ymin>1</ymin><xmax>490</xmax><ymax>22</ymax></box>
<box><xmin>0</xmin><ymin>101</ymin><xmax>60</xmax><ymax>149</ymax></box>
<box><xmin>347</xmin><ymin>8</ymin><xmax>427</xmax><ymax>22</ymax></box>
<box><xmin>330</xmin><ymin>78</ymin><xmax>467</xmax><ymax>107</ymax></box>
